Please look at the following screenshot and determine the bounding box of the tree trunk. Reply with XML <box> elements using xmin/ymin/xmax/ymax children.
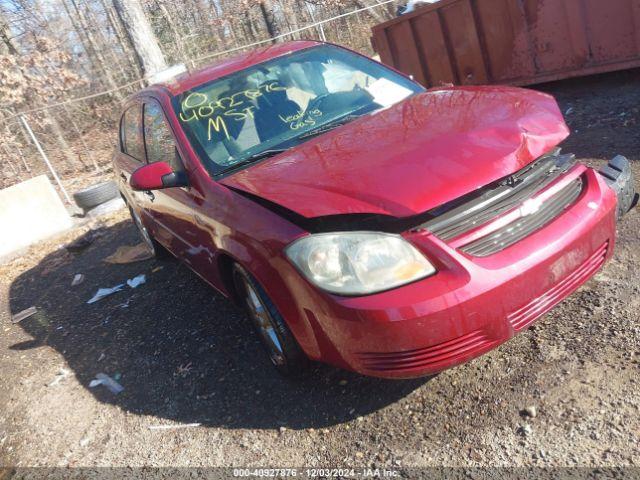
<box><xmin>99</xmin><ymin>0</ymin><xmax>144</xmax><ymax>79</ymax></box>
<box><xmin>3</xmin><ymin>122</ymin><xmax>31</xmax><ymax>172</ymax></box>
<box><xmin>0</xmin><ymin>15</ymin><xmax>18</xmax><ymax>55</ymax></box>
<box><xmin>245</xmin><ymin>10</ymin><xmax>259</xmax><ymax>41</ymax></box>
<box><xmin>61</xmin><ymin>104</ymin><xmax>96</xmax><ymax>171</ymax></box>
<box><xmin>67</xmin><ymin>0</ymin><xmax>122</xmax><ymax>98</ymax></box>
<box><xmin>159</xmin><ymin>3</ymin><xmax>191</xmax><ymax>65</ymax></box>
<box><xmin>2</xmin><ymin>145</ymin><xmax>21</xmax><ymax>179</ymax></box>
<box><xmin>283</xmin><ymin>1</ymin><xmax>300</xmax><ymax>39</ymax></box>
<box><xmin>112</xmin><ymin>0</ymin><xmax>167</xmax><ymax>77</ymax></box>
<box><xmin>61</xmin><ymin>0</ymin><xmax>99</xmax><ymax>77</ymax></box>
<box><xmin>45</xmin><ymin>112</ymin><xmax>82</xmax><ymax>171</ymax></box>
<box><xmin>259</xmin><ymin>0</ymin><xmax>283</xmax><ymax>42</ymax></box>
<box><xmin>81</xmin><ymin>1</ymin><xmax>131</xmax><ymax>85</ymax></box>
<box><xmin>353</xmin><ymin>0</ymin><xmax>385</xmax><ymax>23</ymax></box>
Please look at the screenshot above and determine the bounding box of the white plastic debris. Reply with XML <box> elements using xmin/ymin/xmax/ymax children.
<box><xmin>49</xmin><ymin>368</ymin><xmax>71</xmax><ymax>387</ymax></box>
<box><xmin>117</xmin><ymin>299</ymin><xmax>131</xmax><ymax>309</ymax></box>
<box><xmin>126</xmin><ymin>274</ymin><xmax>146</xmax><ymax>289</ymax></box>
<box><xmin>86</xmin><ymin>284</ymin><xmax>125</xmax><ymax>304</ymax></box>
<box><xmin>148</xmin><ymin>423</ymin><xmax>201</xmax><ymax>430</ymax></box>
<box><xmin>12</xmin><ymin>306</ymin><xmax>37</xmax><ymax>323</ymax></box>
<box><xmin>71</xmin><ymin>274</ymin><xmax>85</xmax><ymax>286</ymax></box>
<box><xmin>402</xmin><ymin>0</ymin><xmax>440</xmax><ymax>14</ymax></box>
<box><xmin>89</xmin><ymin>373</ymin><xmax>124</xmax><ymax>394</ymax></box>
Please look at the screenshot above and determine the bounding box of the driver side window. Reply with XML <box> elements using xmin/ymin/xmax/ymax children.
<box><xmin>144</xmin><ymin>101</ymin><xmax>185</xmax><ymax>173</ymax></box>
<box><xmin>121</xmin><ymin>104</ymin><xmax>145</xmax><ymax>161</ymax></box>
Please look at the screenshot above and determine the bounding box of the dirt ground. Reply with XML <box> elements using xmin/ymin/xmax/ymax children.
<box><xmin>1</xmin><ymin>69</ymin><xmax>639</xmax><ymax>471</ymax></box>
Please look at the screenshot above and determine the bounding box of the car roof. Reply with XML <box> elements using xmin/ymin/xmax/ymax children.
<box><xmin>143</xmin><ymin>40</ymin><xmax>323</xmax><ymax>98</ymax></box>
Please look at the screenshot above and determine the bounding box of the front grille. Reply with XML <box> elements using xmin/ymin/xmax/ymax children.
<box><xmin>461</xmin><ymin>178</ymin><xmax>583</xmax><ymax>256</ymax></box>
<box><xmin>422</xmin><ymin>152</ymin><xmax>576</xmax><ymax>242</ymax></box>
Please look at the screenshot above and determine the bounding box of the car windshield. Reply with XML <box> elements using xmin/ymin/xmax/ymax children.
<box><xmin>172</xmin><ymin>45</ymin><xmax>424</xmax><ymax>177</ymax></box>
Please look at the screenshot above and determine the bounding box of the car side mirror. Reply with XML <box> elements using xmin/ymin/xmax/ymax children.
<box><xmin>129</xmin><ymin>161</ymin><xmax>188</xmax><ymax>191</ymax></box>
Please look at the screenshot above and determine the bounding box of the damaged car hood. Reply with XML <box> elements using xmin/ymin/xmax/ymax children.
<box><xmin>220</xmin><ymin>86</ymin><xmax>569</xmax><ymax>218</ymax></box>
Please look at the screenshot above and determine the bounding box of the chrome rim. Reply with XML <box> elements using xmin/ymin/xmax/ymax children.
<box><xmin>241</xmin><ymin>276</ymin><xmax>285</xmax><ymax>366</ymax></box>
<box><xmin>131</xmin><ymin>209</ymin><xmax>155</xmax><ymax>254</ymax></box>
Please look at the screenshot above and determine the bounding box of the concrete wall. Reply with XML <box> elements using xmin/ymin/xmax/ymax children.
<box><xmin>0</xmin><ymin>175</ymin><xmax>73</xmax><ymax>259</ymax></box>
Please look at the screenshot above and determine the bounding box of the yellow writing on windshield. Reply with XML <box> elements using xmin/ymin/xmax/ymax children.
<box><xmin>182</xmin><ymin>91</ymin><xmax>208</xmax><ymax>109</ymax></box>
<box><xmin>207</xmin><ymin>116</ymin><xmax>230</xmax><ymax>141</ymax></box>
<box><xmin>279</xmin><ymin>108</ymin><xmax>323</xmax><ymax>130</ymax></box>
<box><xmin>179</xmin><ymin>110</ymin><xmax>198</xmax><ymax>122</ymax></box>
<box><xmin>179</xmin><ymin>81</ymin><xmax>286</xmax><ymax>126</ymax></box>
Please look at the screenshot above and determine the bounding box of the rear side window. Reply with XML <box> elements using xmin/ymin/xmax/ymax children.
<box><xmin>144</xmin><ymin>102</ymin><xmax>184</xmax><ymax>173</ymax></box>
<box><xmin>121</xmin><ymin>105</ymin><xmax>145</xmax><ymax>161</ymax></box>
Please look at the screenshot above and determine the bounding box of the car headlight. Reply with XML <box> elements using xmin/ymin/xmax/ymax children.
<box><xmin>285</xmin><ymin>232</ymin><xmax>436</xmax><ymax>295</ymax></box>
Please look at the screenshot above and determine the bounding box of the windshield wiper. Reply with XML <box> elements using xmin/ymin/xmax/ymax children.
<box><xmin>216</xmin><ymin>148</ymin><xmax>289</xmax><ymax>176</ymax></box>
<box><xmin>244</xmin><ymin>148</ymin><xmax>289</xmax><ymax>162</ymax></box>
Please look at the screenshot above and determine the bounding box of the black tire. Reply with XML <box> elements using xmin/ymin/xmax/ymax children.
<box><xmin>233</xmin><ymin>264</ymin><xmax>308</xmax><ymax>377</ymax></box>
<box><xmin>618</xmin><ymin>170</ymin><xmax>638</xmax><ymax>218</ymax></box>
<box><xmin>600</xmin><ymin>155</ymin><xmax>638</xmax><ymax>219</ymax></box>
<box><xmin>127</xmin><ymin>206</ymin><xmax>172</xmax><ymax>260</ymax></box>
<box><xmin>73</xmin><ymin>181</ymin><xmax>119</xmax><ymax>211</ymax></box>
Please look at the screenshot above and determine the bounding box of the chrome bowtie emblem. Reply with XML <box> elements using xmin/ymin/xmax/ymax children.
<box><xmin>519</xmin><ymin>197</ymin><xmax>544</xmax><ymax>216</ymax></box>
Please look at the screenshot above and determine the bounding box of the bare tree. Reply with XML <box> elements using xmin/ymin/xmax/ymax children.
<box><xmin>65</xmin><ymin>0</ymin><xmax>121</xmax><ymax>97</ymax></box>
<box><xmin>259</xmin><ymin>0</ymin><xmax>283</xmax><ymax>41</ymax></box>
<box><xmin>112</xmin><ymin>0</ymin><xmax>167</xmax><ymax>77</ymax></box>
<box><xmin>1</xmin><ymin>0</ymin><xmax>395</xmax><ymax>190</ymax></box>
<box><xmin>158</xmin><ymin>2</ymin><xmax>191</xmax><ymax>64</ymax></box>
<box><xmin>354</xmin><ymin>0</ymin><xmax>385</xmax><ymax>23</ymax></box>
<box><xmin>0</xmin><ymin>14</ymin><xmax>18</xmax><ymax>54</ymax></box>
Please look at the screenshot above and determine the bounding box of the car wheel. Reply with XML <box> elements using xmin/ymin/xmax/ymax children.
<box><xmin>128</xmin><ymin>206</ymin><xmax>171</xmax><ymax>260</ymax></box>
<box><xmin>233</xmin><ymin>264</ymin><xmax>308</xmax><ymax>377</ymax></box>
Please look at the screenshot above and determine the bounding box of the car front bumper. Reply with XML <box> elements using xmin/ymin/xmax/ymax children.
<box><xmin>281</xmin><ymin>165</ymin><xmax>618</xmax><ymax>379</ymax></box>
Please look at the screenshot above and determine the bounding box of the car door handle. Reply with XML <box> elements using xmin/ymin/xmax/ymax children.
<box><xmin>144</xmin><ymin>191</ymin><xmax>155</xmax><ymax>202</ymax></box>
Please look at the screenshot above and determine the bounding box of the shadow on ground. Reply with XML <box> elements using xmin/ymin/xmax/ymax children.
<box><xmin>8</xmin><ymin>220</ymin><xmax>426</xmax><ymax>430</ymax></box>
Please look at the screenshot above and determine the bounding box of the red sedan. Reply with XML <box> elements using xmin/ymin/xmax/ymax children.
<box><xmin>114</xmin><ymin>41</ymin><xmax>636</xmax><ymax>378</ymax></box>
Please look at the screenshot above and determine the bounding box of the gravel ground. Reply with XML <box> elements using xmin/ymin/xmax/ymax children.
<box><xmin>1</xmin><ymin>69</ymin><xmax>639</xmax><ymax>471</ymax></box>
